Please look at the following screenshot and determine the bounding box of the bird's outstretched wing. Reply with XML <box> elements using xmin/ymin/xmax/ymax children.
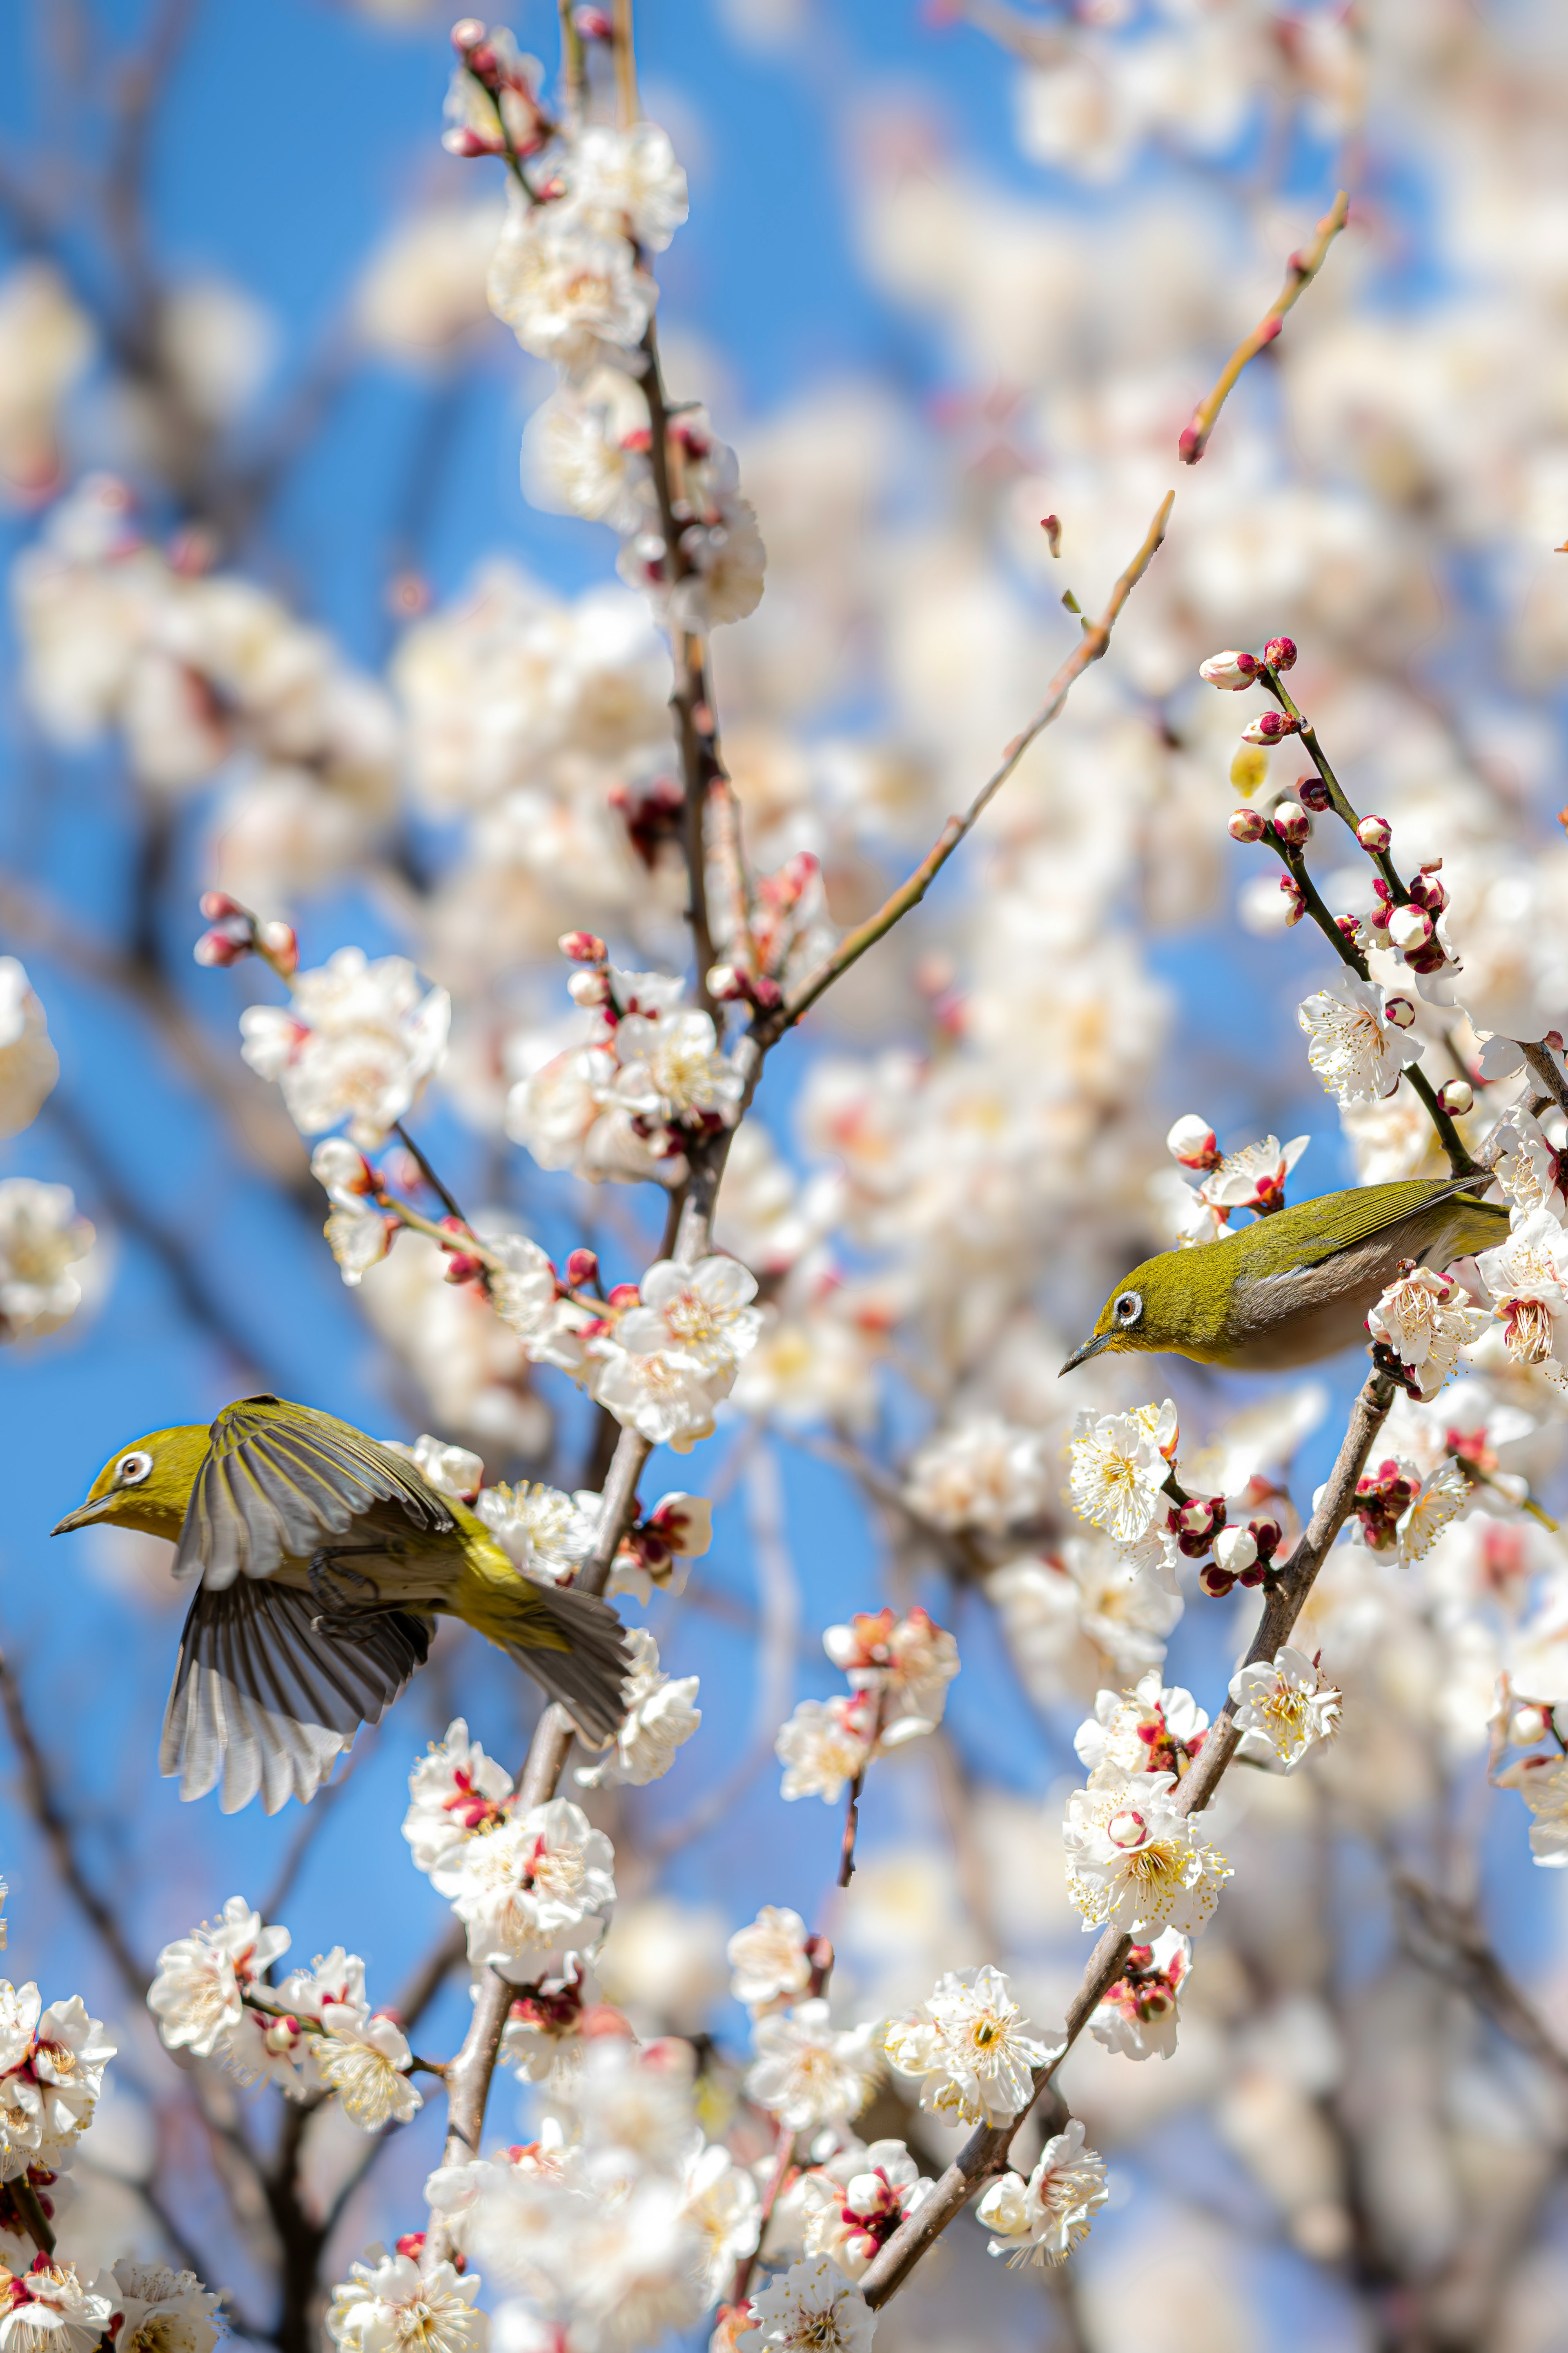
<box><xmin>174</xmin><ymin>1395</ymin><xmax>456</xmax><ymax>1588</ymax></box>
<box><xmin>160</xmin><ymin>1577</ymin><xmax>431</xmax><ymax>1813</ymax></box>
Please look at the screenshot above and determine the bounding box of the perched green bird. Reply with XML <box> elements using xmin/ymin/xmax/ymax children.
<box><xmin>1062</xmin><ymin>1174</ymin><xmax>1510</xmax><ymax>1376</ymax></box>
<box><xmin>52</xmin><ymin>1395</ymin><xmax>631</xmax><ymax>1814</ymax></box>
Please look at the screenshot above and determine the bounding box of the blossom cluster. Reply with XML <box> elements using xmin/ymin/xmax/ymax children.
<box><xmin>774</xmin><ymin>1608</ymin><xmax>960</xmax><ymax>1805</ymax></box>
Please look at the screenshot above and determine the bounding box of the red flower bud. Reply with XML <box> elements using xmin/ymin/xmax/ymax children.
<box><xmin>1229</xmin><ymin>807</ymin><xmax>1266</xmax><ymax>842</ymax></box>
<box><xmin>1263</xmin><ymin>636</ymin><xmax>1298</xmax><ymax>669</ymax></box>
<box><xmin>1439</xmin><ymin>1079</ymin><xmax>1474</xmax><ymax>1115</ymax></box>
<box><xmin>1199</xmin><ymin>1564</ymin><xmax>1236</xmax><ymax>1598</ymax></box>
<box><xmin>1272</xmin><ymin>803</ymin><xmax>1310</xmax><ymax>847</ymax></box>
<box><xmin>559</xmin><ymin>930</ymin><xmax>607</xmax><ymax>964</ymax></box>
<box><xmin>566</xmin><ymin>1247</ymin><xmax>601</xmax><ymax>1290</ymax></box>
<box><xmin>607</xmin><ymin>1282</ymin><xmax>641</xmax><ymax>1309</ymax></box>
<box><xmin>1356</xmin><ymin>814</ymin><xmax>1392</xmax><ymax>852</ymax></box>
<box><xmin>1297</xmin><ymin>775</ymin><xmax>1331</xmax><ymax>812</ymax></box>
<box><xmin>199</xmin><ymin>890</ymin><xmax>245</xmax><ymax>921</ymax></box>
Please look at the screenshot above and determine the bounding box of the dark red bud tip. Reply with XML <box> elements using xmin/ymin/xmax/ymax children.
<box><xmin>1356</xmin><ymin>814</ymin><xmax>1392</xmax><ymax>852</ymax></box>
<box><xmin>1199</xmin><ymin>1565</ymin><xmax>1236</xmax><ymax>1598</ymax></box>
<box><xmin>565</xmin><ymin>1247</ymin><xmax>600</xmax><ymax>1289</ymax></box>
<box><xmin>1298</xmin><ymin>776</ymin><xmax>1331</xmax><ymax>812</ymax></box>
<box><xmin>575</xmin><ymin>4</ymin><xmax>614</xmax><ymax>33</ymax></box>
<box><xmin>558</xmin><ymin>930</ymin><xmax>606</xmax><ymax>964</ymax></box>
<box><xmin>1229</xmin><ymin>807</ymin><xmax>1266</xmax><ymax>843</ymax></box>
<box><xmin>1040</xmin><ymin>513</ymin><xmax>1062</xmax><ymax>557</ymax></box>
<box><xmin>1178</xmin><ymin>424</ymin><xmax>1202</xmax><ymax>464</ymax></box>
<box><xmin>803</xmin><ymin>1933</ymin><xmax>835</xmax><ymax>1972</ymax></box>
<box><xmin>607</xmin><ymin>1282</ymin><xmax>641</xmax><ymax>1309</ymax></box>
<box><xmin>1272</xmin><ymin>804</ymin><xmax>1310</xmax><ymax>847</ymax></box>
<box><xmin>1238</xmin><ymin>1563</ymin><xmax>1266</xmax><ymax>1586</ymax></box>
<box><xmin>466</xmin><ymin>40</ymin><xmax>498</xmax><ymax>74</ymax></box>
<box><xmin>751</xmin><ymin>974</ymin><xmax>783</xmax><ymax>1011</ymax></box>
<box><xmin>193</xmin><ymin>930</ymin><xmax>245</xmax><ymax>968</ymax></box>
<box><xmin>396</xmin><ymin>2233</ymin><xmax>427</xmax><ymax>2260</ymax></box>
<box><xmin>1263</xmin><ymin>635</ymin><xmax>1297</xmax><ymax>669</ymax></box>
<box><xmin>442</xmin><ymin>1253</ymin><xmax>484</xmax><ymax>1285</ymax></box>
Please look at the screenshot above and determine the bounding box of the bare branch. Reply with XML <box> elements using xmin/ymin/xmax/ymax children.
<box><xmin>1394</xmin><ymin>1871</ymin><xmax>1568</xmax><ymax>2101</ymax></box>
<box><xmin>768</xmin><ymin>491</ymin><xmax>1174</xmax><ymax>1036</ymax></box>
<box><xmin>1178</xmin><ymin>192</ymin><xmax>1350</xmax><ymax>465</ymax></box>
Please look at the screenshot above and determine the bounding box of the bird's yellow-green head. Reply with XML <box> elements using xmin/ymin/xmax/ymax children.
<box><xmin>1062</xmin><ymin>1246</ymin><xmax>1233</xmax><ymax>1373</ymax></box>
<box><xmin>51</xmin><ymin>1425</ymin><xmax>209</xmax><ymax>1542</ymax></box>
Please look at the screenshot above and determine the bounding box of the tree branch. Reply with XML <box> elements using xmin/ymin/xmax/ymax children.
<box><xmin>1179</xmin><ymin>192</ymin><xmax>1349</xmax><ymax>464</ymax></box>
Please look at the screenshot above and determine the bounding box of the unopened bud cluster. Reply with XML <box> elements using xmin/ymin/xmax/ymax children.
<box><xmin>1197</xmin><ymin>1511</ymin><xmax>1284</xmax><ymax>1597</ymax></box>
<box><xmin>192</xmin><ymin>892</ymin><xmax>298</xmax><ymax>978</ymax></box>
<box><xmin>1352</xmin><ymin>1457</ymin><xmax>1419</xmax><ymax>1552</ymax></box>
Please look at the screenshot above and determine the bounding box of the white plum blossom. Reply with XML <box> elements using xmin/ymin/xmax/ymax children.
<box><xmin>1368</xmin><ymin>1265</ymin><xmax>1489</xmax><ymax>1399</ymax></box>
<box><xmin>901</xmin><ymin>1416</ymin><xmax>1049</xmax><ymax>1533</ymax></box>
<box><xmin>610</xmin><ymin>1006</ymin><xmax>745</xmax><ymax>1131</ymax></box>
<box><xmin>1498</xmin><ymin>1751</ymin><xmax>1568</xmax><ymax>1865</ymax></box>
<box><xmin>382</xmin><ymin>1431</ymin><xmax>483</xmax><ymax>1505</ymax></box>
<box><xmin>775</xmin><ymin>1695</ymin><xmax>875</xmax><ymax>1804</ymax></box>
<box><xmin>1230</xmin><ymin>1646</ymin><xmax>1342</xmax><ymax>1770</ymax></box>
<box><xmin>147</xmin><ymin>1897</ymin><xmax>289</xmax><ymax>2064</ymax></box>
<box><xmin>0</xmin><ymin>961</ymin><xmax>57</xmax><ymax>1138</ymax></box>
<box><xmin>590</xmin><ymin>1253</ymin><xmax>762</xmax><ymax>1451</ymax></box>
<box><xmin>403</xmin><ymin>1719</ymin><xmax>513</xmax><ymax>1878</ymax></box>
<box><xmin>107</xmin><ymin>2262</ymin><xmax>223</xmax><ymax>2353</ymax></box>
<box><xmin>310</xmin><ymin>1137</ymin><xmax>392</xmax><ymax>1286</ymax></box>
<box><xmin>822</xmin><ymin>1606</ymin><xmax>959</xmax><ymax>1742</ymax></box>
<box><xmin>681</xmin><ymin>2138</ymin><xmax>761</xmax><ymax>2301</ymax></box>
<box><xmin>1297</xmin><ymin>970</ymin><xmax>1425</xmax><ymax>1106</ymax></box>
<box><xmin>885</xmin><ymin>1965</ymin><xmax>1056</xmax><ymax>2128</ymax></box>
<box><xmin>487</xmin><ymin>1230</ymin><xmax>595</xmax><ymax>1377</ymax></box>
<box><xmin>1492</xmin><ymin>1110</ymin><xmax>1568</xmax><ymax>1227</ymax></box>
<box><xmin>1074</xmin><ymin>1672</ymin><xmax>1209</xmax><ymax>1781</ymax></box>
<box><xmin>476</xmin><ymin>1479</ymin><xmax>599</xmax><ymax>1582</ymax></box>
<box><xmin>0</xmin><ymin>1181</ymin><xmax>95</xmax><ymax>1341</ymax></box>
<box><xmin>1090</xmin><ymin>1928</ymin><xmax>1191</xmax><ymax>2061</ymax></box>
<box><xmin>0</xmin><ymin>2262</ymin><xmax>114</xmax><ymax>2353</ymax></box>
<box><xmin>1398</xmin><ymin>1458</ymin><xmax>1473</xmax><ymax>1566</ymax></box>
<box><xmin>1062</xmin><ymin>1774</ymin><xmax>1232</xmax><ymax>1935</ymax></box>
<box><xmin>608</xmin><ymin>1490</ymin><xmax>712</xmax><ymax>1604</ymax></box>
<box><xmin>568</xmin><ymin>122</ymin><xmax>689</xmax><ymax>253</ymax></box>
<box><xmin>0</xmin><ymin>1985</ymin><xmax>115</xmax><ymax>2175</ymax></box>
<box><xmin>745</xmin><ymin>2001</ymin><xmax>881</xmax><ymax>2132</ymax></box>
<box><xmin>728</xmin><ymin>1907</ymin><xmax>813</xmax><ymax>2012</ymax></box>
<box><xmin>575</xmin><ymin>1627</ymin><xmax>700</xmax><ymax>1789</ymax></box>
<box><xmin>436</xmin><ymin>1796</ymin><xmax>616</xmax><ymax>1978</ymax></box>
<box><xmin>312</xmin><ymin>2006</ymin><xmax>422</xmax><ymax>2130</ymax></box>
<box><xmin>1069</xmin><ymin>1401</ymin><xmax>1178</xmax><ymax>1547</ymax></box>
<box><xmin>799</xmin><ymin>2139</ymin><xmax>931</xmax><ymax>2280</ymax></box>
<box><xmin>974</xmin><ymin>2120</ymin><xmax>1109</xmax><ymax>2269</ymax></box>
<box><xmin>240</xmin><ymin>948</ymin><xmax>450</xmax><ymax>1148</ymax></box>
<box><xmin>1477</xmin><ymin>1208</ymin><xmax>1568</xmax><ymax>1383</ymax></box>
<box><xmin>326</xmin><ymin>2248</ymin><xmax>487</xmax><ymax>2353</ymax></box>
<box><xmin>487</xmin><ymin>192</ymin><xmax>656</xmax><ymax>378</ymax></box>
<box><xmin>738</xmin><ymin>2257</ymin><xmax>875</xmax><ymax>2353</ymax></box>
<box><xmin>494</xmin><ymin>1956</ymin><xmax>594</xmax><ymax>2084</ymax></box>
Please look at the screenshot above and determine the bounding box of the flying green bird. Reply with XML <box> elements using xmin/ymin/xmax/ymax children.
<box><xmin>1062</xmin><ymin>1174</ymin><xmax>1510</xmax><ymax>1376</ymax></box>
<box><xmin>51</xmin><ymin>1395</ymin><xmax>631</xmax><ymax>1815</ymax></box>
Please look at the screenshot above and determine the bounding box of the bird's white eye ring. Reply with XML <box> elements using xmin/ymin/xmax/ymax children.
<box><xmin>116</xmin><ymin>1451</ymin><xmax>153</xmax><ymax>1487</ymax></box>
<box><xmin>1114</xmin><ymin>1291</ymin><xmax>1143</xmax><ymax>1327</ymax></box>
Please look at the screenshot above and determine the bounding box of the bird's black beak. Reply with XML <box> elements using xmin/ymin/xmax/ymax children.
<box><xmin>1060</xmin><ymin>1332</ymin><xmax>1114</xmax><ymax>1376</ymax></box>
<box><xmin>51</xmin><ymin>1496</ymin><xmax>114</xmax><ymax>1535</ymax></box>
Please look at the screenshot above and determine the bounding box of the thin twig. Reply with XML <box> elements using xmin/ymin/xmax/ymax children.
<box><xmin>392</xmin><ymin>1121</ymin><xmax>470</xmax><ymax>1227</ymax></box>
<box><xmin>1394</xmin><ymin>1871</ymin><xmax>1568</xmax><ymax>2099</ymax></box>
<box><xmin>767</xmin><ymin>492</ymin><xmax>1174</xmax><ymax>1037</ymax></box>
<box><xmin>858</xmin><ymin>1366</ymin><xmax>1396</xmax><ymax>2307</ymax></box>
<box><xmin>1179</xmin><ymin>192</ymin><xmax>1349</xmax><ymax>464</ymax></box>
<box><xmin>612</xmin><ymin>0</ymin><xmax>639</xmax><ymax>126</ymax></box>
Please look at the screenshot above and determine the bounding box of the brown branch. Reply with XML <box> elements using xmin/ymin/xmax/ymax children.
<box><xmin>1394</xmin><ymin>1872</ymin><xmax>1568</xmax><ymax>2100</ymax></box>
<box><xmin>858</xmin><ymin>1365</ymin><xmax>1396</xmax><ymax>2308</ymax></box>
<box><xmin>0</xmin><ymin>1646</ymin><xmax>150</xmax><ymax>2002</ymax></box>
<box><xmin>1521</xmin><ymin>1041</ymin><xmax>1568</xmax><ymax>1122</ymax></box>
<box><xmin>1179</xmin><ymin>192</ymin><xmax>1349</xmax><ymax>464</ymax></box>
<box><xmin>612</xmin><ymin>0</ymin><xmax>639</xmax><ymax>127</ymax></box>
<box><xmin>767</xmin><ymin>491</ymin><xmax>1173</xmax><ymax>1036</ymax></box>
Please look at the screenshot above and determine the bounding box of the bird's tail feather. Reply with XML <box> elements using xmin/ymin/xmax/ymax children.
<box><xmin>502</xmin><ymin>1580</ymin><xmax>632</xmax><ymax>1745</ymax></box>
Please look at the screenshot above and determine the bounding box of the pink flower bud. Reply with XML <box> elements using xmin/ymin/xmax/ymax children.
<box><xmin>1242</xmin><ymin>711</ymin><xmax>1300</xmax><ymax>745</ymax></box>
<box><xmin>1281</xmin><ymin>874</ymin><xmax>1305</xmax><ymax>926</ymax></box>
<box><xmin>575</xmin><ymin>4</ymin><xmax>614</xmax><ymax>32</ymax></box>
<box><xmin>1199</xmin><ymin>1564</ymin><xmax>1236</xmax><ymax>1598</ymax></box>
<box><xmin>442</xmin><ymin>1252</ymin><xmax>484</xmax><ymax>1286</ymax></box>
<box><xmin>199</xmin><ymin>890</ymin><xmax>245</xmax><ymax>921</ymax></box>
<box><xmin>1213</xmin><ymin>1525</ymin><xmax>1257</xmax><ymax>1575</ymax></box>
<box><xmin>1388</xmin><ymin>904</ymin><xmax>1433</xmax><ymax>953</ymax></box>
<box><xmin>1167</xmin><ymin>1114</ymin><xmax>1220</xmax><ymax>1170</ymax></box>
<box><xmin>1439</xmin><ymin>1079</ymin><xmax>1474</xmax><ymax>1115</ymax></box>
<box><xmin>751</xmin><ymin>974</ymin><xmax>783</xmax><ymax>1011</ymax></box>
<box><xmin>1229</xmin><ymin>807</ymin><xmax>1266</xmax><ymax>843</ymax></box>
<box><xmin>1410</xmin><ymin>862</ymin><xmax>1448</xmax><ymax>914</ymax></box>
<box><xmin>193</xmin><ymin>928</ymin><xmax>245</xmax><ymax>968</ymax></box>
<box><xmin>1040</xmin><ymin>513</ymin><xmax>1062</xmax><ymax>558</ymax></box>
<box><xmin>1383</xmin><ymin>995</ymin><xmax>1417</xmax><ymax>1030</ymax></box>
<box><xmin>1106</xmin><ymin>1809</ymin><xmax>1149</xmax><ymax>1850</ymax></box>
<box><xmin>258</xmin><ymin>919</ymin><xmax>298</xmax><ymax>975</ymax></box>
<box><xmin>1199</xmin><ymin>650</ymin><xmax>1259</xmax><ymax>690</ymax></box>
<box><xmin>1356</xmin><ymin>814</ymin><xmax>1392</xmax><ymax>852</ymax></box>
<box><xmin>1249</xmin><ymin>1512</ymin><xmax>1283</xmax><ymax>1559</ymax></box>
<box><xmin>568</xmin><ymin>969</ymin><xmax>610</xmax><ymax>1008</ymax></box>
<box><xmin>559</xmin><ymin>930</ymin><xmax>606</xmax><ymax>963</ymax></box>
<box><xmin>442</xmin><ymin>127</ymin><xmax>499</xmax><ymax>157</ymax></box>
<box><xmin>565</xmin><ymin>1247</ymin><xmax>601</xmax><ymax>1291</ymax></box>
<box><xmin>450</xmin><ymin>17</ymin><xmax>486</xmax><ymax>48</ymax></box>
<box><xmin>607</xmin><ymin>1282</ymin><xmax>641</xmax><ymax>1309</ymax></box>
<box><xmin>1298</xmin><ymin>776</ymin><xmax>1331</xmax><ymax>812</ymax></box>
<box><xmin>706</xmin><ymin>963</ymin><xmax>749</xmax><ymax>1001</ymax></box>
<box><xmin>1263</xmin><ymin>636</ymin><xmax>1297</xmax><ymax>670</ymax></box>
<box><xmin>1272</xmin><ymin>803</ymin><xmax>1310</xmax><ymax>847</ymax></box>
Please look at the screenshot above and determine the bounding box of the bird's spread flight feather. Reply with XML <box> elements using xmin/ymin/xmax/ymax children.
<box><xmin>175</xmin><ymin>1394</ymin><xmax>456</xmax><ymax>1588</ymax></box>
